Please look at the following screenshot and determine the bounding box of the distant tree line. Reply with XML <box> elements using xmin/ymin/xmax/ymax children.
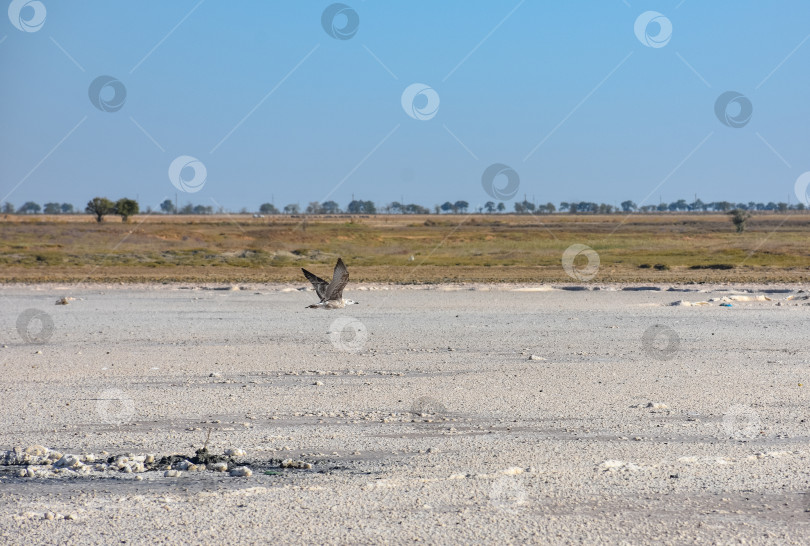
<box><xmin>2</xmin><ymin>197</ymin><xmax>807</xmax><ymax>219</ymax></box>
<box><xmin>2</xmin><ymin>201</ymin><xmax>75</xmax><ymax>214</ymax></box>
<box><xmin>158</xmin><ymin>199</ymin><xmax>215</xmax><ymax>215</ymax></box>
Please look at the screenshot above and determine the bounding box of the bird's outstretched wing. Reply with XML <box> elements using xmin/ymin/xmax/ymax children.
<box><xmin>325</xmin><ymin>258</ymin><xmax>349</xmax><ymax>301</ymax></box>
<box><xmin>302</xmin><ymin>268</ymin><xmax>329</xmax><ymax>301</ymax></box>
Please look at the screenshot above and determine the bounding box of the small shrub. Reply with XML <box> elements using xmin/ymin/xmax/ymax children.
<box><xmin>689</xmin><ymin>264</ymin><xmax>734</xmax><ymax>270</ymax></box>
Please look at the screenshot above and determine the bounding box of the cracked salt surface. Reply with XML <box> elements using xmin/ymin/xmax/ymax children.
<box><xmin>1</xmin><ymin>284</ymin><xmax>808</xmax><ymax>543</ymax></box>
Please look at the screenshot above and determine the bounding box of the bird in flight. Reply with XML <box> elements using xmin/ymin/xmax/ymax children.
<box><xmin>302</xmin><ymin>258</ymin><xmax>359</xmax><ymax>309</ymax></box>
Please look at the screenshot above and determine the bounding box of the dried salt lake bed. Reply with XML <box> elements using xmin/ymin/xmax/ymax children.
<box><xmin>0</xmin><ymin>283</ymin><xmax>808</xmax><ymax>544</ymax></box>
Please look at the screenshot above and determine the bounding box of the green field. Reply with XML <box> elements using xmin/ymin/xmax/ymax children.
<box><xmin>1</xmin><ymin>213</ymin><xmax>808</xmax><ymax>283</ymax></box>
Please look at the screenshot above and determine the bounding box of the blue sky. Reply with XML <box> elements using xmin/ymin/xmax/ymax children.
<box><xmin>2</xmin><ymin>1</ymin><xmax>809</xmax><ymax>212</ymax></box>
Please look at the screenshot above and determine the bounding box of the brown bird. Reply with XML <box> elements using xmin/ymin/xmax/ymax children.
<box><xmin>301</xmin><ymin>258</ymin><xmax>359</xmax><ymax>309</ymax></box>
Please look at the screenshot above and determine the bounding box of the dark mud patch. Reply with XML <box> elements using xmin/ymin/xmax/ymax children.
<box><xmin>153</xmin><ymin>448</ymin><xmax>235</xmax><ymax>470</ymax></box>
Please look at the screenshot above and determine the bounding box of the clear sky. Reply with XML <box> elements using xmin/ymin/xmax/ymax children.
<box><xmin>2</xmin><ymin>1</ymin><xmax>809</xmax><ymax>212</ymax></box>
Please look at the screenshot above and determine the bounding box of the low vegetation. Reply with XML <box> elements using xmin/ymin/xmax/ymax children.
<box><xmin>0</xmin><ymin>213</ymin><xmax>808</xmax><ymax>283</ymax></box>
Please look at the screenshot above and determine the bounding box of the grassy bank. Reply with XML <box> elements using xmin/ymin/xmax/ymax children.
<box><xmin>1</xmin><ymin>213</ymin><xmax>808</xmax><ymax>283</ymax></box>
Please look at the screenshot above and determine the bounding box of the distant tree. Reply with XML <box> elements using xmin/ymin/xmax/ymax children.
<box><xmin>403</xmin><ymin>203</ymin><xmax>429</xmax><ymax>214</ymax></box>
<box><xmin>389</xmin><ymin>202</ymin><xmax>403</xmax><ymax>214</ymax></box>
<box><xmin>193</xmin><ymin>204</ymin><xmax>213</xmax><ymax>214</ymax></box>
<box><xmin>797</xmin><ymin>203</ymin><xmax>806</xmax><ymax>211</ymax></box>
<box><xmin>345</xmin><ymin>200</ymin><xmax>375</xmax><ymax>214</ymax></box>
<box><xmin>179</xmin><ymin>203</ymin><xmax>194</xmax><ymax>214</ymax></box>
<box><xmin>656</xmin><ymin>203</ymin><xmax>668</xmax><ymax>212</ymax></box>
<box><xmin>669</xmin><ymin>199</ymin><xmax>688</xmax><ymax>211</ymax></box>
<box><xmin>433</xmin><ymin>205</ymin><xmax>440</xmax><ymax>214</ymax></box>
<box><xmin>86</xmin><ymin>197</ymin><xmax>113</xmax><ymax>222</ymax></box>
<box><xmin>777</xmin><ymin>202</ymin><xmax>788</xmax><ymax>213</ymax></box>
<box><xmin>559</xmin><ymin>202</ymin><xmax>570</xmax><ymax>212</ymax></box>
<box><xmin>19</xmin><ymin>201</ymin><xmax>41</xmax><ymax>214</ymax></box>
<box><xmin>1</xmin><ymin>202</ymin><xmax>14</xmax><ymax>214</ymax></box>
<box><xmin>305</xmin><ymin>201</ymin><xmax>322</xmax><ymax>214</ymax></box>
<box><xmin>621</xmin><ymin>200</ymin><xmax>637</xmax><ymax>212</ymax></box>
<box><xmin>544</xmin><ymin>202</ymin><xmax>556</xmax><ymax>214</ymax></box>
<box><xmin>284</xmin><ymin>204</ymin><xmax>299</xmax><ymax>214</ymax></box>
<box><xmin>639</xmin><ymin>205</ymin><xmax>656</xmax><ymax>213</ymax></box>
<box><xmin>60</xmin><ymin>203</ymin><xmax>74</xmax><ymax>214</ymax></box>
<box><xmin>114</xmin><ymin>198</ymin><xmax>139</xmax><ymax>222</ymax></box>
<box><xmin>454</xmin><ymin>200</ymin><xmax>469</xmax><ymax>213</ymax></box>
<box><xmin>346</xmin><ymin>200</ymin><xmax>367</xmax><ymax>214</ymax></box>
<box><xmin>728</xmin><ymin>209</ymin><xmax>751</xmax><ymax>233</ymax></box>
<box><xmin>514</xmin><ymin>201</ymin><xmax>525</xmax><ymax>214</ymax></box>
<box><xmin>440</xmin><ymin>201</ymin><xmax>454</xmax><ymax>214</ymax></box>
<box><xmin>160</xmin><ymin>199</ymin><xmax>175</xmax><ymax>214</ymax></box>
<box><xmin>496</xmin><ymin>202</ymin><xmax>505</xmax><ymax>213</ymax></box>
<box><xmin>484</xmin><ymin>201</ymin><xmax>495</xmax><ymax>213</ymax></box>
<box><xmin>689</xmin><ymin>199</ymin><xmax>706</xmax><ymax>211</ymax></box>
<box><xmin>43</xmin><ymin>202</ymin><xmax>61</xmax><ymax>214</ymax></box>
<box><xmin>321</xmin><ymin>200</ymin><xmax>341</xmax><ymax>214</ymax></box>
<box><xmin>259</xmin><ymin>203</ymin><xmax>279</xmax><ymax>214</ymax></box>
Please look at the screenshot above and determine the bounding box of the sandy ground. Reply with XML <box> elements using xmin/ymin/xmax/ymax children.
<box><xmin>0</xmin><ymin>282</ymin><xmax>808</xmax><ymax>544</ymax></box>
